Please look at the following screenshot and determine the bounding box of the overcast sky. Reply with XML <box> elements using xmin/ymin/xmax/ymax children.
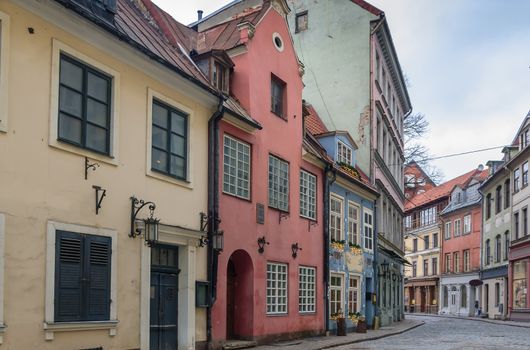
<box><xmin>154</xmin><ymin>0</ymin><xmax>530</xmax><ymax>182</ymax></box>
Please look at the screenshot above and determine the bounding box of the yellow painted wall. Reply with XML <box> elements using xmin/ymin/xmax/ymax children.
<box><xmin>0</xmin><ymin>1</ymin><xmax>213</xmax><ymax>348</ymax></box>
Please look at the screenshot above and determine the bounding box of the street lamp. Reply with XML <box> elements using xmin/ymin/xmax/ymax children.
<box><xmin>130</xmin><ymin>196</ymin><xmax>159</xmax><ymax>247</ymax></box>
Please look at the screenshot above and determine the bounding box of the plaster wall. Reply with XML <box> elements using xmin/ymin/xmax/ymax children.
<box><xmin>0</xmin><ymin>1</ymin><xmax>212</xmax><ymax>348</ymax></box>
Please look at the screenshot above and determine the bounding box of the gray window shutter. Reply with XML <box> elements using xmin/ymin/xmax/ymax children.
<box><xmin>85</xmin><ymin>234</ymin><xmax>111</xmax><ymax>321</ymax></box>
<box><xmin>55</xmin><ymin>231</ymin><xmax>83</xmax><ymax>322</ymax></box>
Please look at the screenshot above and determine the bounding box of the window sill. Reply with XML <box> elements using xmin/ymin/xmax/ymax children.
<box><xmin>147</xmin><ymin>169</ymin><xmax>193</xmax><ymax>190</ymax></box>
<box><xmin>222</xmin><ymin>190</ymin><xmax>251</xmax><ymax>202</ymax></box>
<box><xmin>43</xmin><ymin>320</ymin><xmax>118</xmax><ymax>340</ymax></box>
<box><xmin>50</xmin><ymin>140</ymin><xmax>118</xmax><ymax>166</ymax></box>
<box><xmin>266</xmin><ymin>313</ymin><xmax>288</xmax><ymax>317</ymax></box>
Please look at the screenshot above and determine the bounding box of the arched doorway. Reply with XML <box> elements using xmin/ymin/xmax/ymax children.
<box><xmin>226</xmin><ymin>250</ymin><xmax>254</xmax><ymax>340</ymax></box>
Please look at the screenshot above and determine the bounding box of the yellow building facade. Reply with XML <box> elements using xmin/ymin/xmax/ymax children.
<box><xmin>0</xmin><ymin>0</ymin><xmax>219</xmax><ymax>348</ymax></box>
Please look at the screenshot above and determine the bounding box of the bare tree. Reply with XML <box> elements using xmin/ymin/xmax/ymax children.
<box><xmin>404</xmin><ymin>112</ymin><xmax>444</xmax><ymax>185</ymax></box>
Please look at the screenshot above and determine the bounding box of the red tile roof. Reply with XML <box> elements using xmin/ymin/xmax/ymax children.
<box><xmin>303</xmin><ymin>103</ymin><xmax>328</xmax><ymax>136</ymax></box>
<box><xmin>405</xmin><ymin>169</ymin><xmax>478</xmax><ymax>211</ymax></box>
<box><xmin>350</xmin><ymin>0</ymin><xmax>384</xmax><ymax>16</ymax></box>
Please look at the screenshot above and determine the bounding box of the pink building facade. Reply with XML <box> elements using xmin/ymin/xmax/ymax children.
<box><xmin>194</xmin><ymin>1</ymin><xmax>325</xmax><ymax>345</ymax></box>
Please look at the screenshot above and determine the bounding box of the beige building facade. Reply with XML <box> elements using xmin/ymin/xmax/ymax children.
<box><xmin>0</xmin><ymin>0</ymin><xmax>220</xmax><ymax>349</ymax></box>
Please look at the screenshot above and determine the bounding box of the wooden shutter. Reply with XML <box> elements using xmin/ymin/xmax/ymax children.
<box><xmin>55</xmin><ymin>231</ymin><xmax>83</xmax><ymax>322</ymax></box>
<box><xmin>86</xmin><ymin>234</ymin><xmax>111</xmax><ymax>321</ymax></box>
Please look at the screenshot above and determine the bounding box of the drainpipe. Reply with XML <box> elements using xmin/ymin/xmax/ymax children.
<box><xmin>323</xmin><ymin>165</ymin><xmax>336</xmax><ymax>333</ymax></box>
<box><xmin>373</xmin><ymin>199</ymin><xmax>379</xmax><ymax>326</ymax></box>
<box><xmin>207</xmin><ymin>99</ymin><xmax>224</xmax><ymax>345</ymax></box>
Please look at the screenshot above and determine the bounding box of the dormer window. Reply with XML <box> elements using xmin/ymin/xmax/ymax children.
<box><xmin>337</xmin><ymin>141</ymin><xmax>352</xmax><ymax>165</ymax></box>
<box><xmin>212</xmin><ymin>61</ymin><xmax>229</xmax><ymax>93</ymax></box>
<box><xmin>521</xmin><ymin>129</ymin><xmax>529</xmax><ymax>150</ymax></box>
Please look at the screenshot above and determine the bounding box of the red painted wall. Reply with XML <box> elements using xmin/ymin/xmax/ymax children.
<box><xmin>441</xmin><ymin>206</ymin><xmax>482</xmax><ymax>273</ymax></box>
<box><xmin>212</xmin><ymin>8</ymin><xmax>324</xmax><ymax>343</ymax></box>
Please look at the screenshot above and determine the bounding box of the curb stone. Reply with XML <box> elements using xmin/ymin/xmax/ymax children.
<box><xmin>405</xmin><ymin>313</ymin><xmax>530</xmax><ymax>329</ymax></box>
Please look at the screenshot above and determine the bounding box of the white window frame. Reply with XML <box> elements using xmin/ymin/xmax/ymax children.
<box><xmin>146</xmin><ymin>88</ymin><xmax>194</xmax><ymax>188</ymax></box>
<box><xmin>337</xmin><ymin>140</ymin><xmax>353</xmax><ymax>165</ymax></box>
<box><xmin>298</xmin><ymin>266</ymin><xmax>316</xmax><ymax>313</ymax></box>
<box><xmin>463</xmin><ymin>249</ymin><xmax>470</xmax><ymax>272</ymax></box>
<box><xmin>454</xmin><ymin>219</ymin><xmax>462</xmax><ymax>237</ymax></box>
<box><xmin>266</xmin><ymin>262</ymin><xmax>288</xmax><ymax>315</ymax></box>
<box><xmin>44</xmin><ymin>221</ymin><xmax>118</xmax><ymax>340</ymax></box>
<box><xmin>268</xmin><ymin>155</ymin><xmax>289</xmax><ymax>211</ymax></box>
<box><xmin>348</xmin><ymin>275</ymin><xmax>361</xmax><ymax>314</ymax></box>
<box><xmin>463</xmin><ymin>215</ymin><xmax>471</xmax><ymax>234</ymax></box>
<box><xmin>299</xmin><ymin>170</ymin><xmax>317</xmax><ymax>220</ymax></box>
<box><xmin>347</xmin><ymin>202</ymin><xmax>360</xmax><ymax>246</ymax></box>
<box><xmin>445</xmin><ymin>221</ymin><xmax>452</xmax><ymax>239</ymax></box>
<box><xmin>330</xmin><ymin>195</ymin><xmax>343</xmax><ymax>241</ymax></box>
<box><xmin>329</xmin><ymin>273</ymin><xmax>344</xmax><ymax>316</ymax></box>
<box><xmin>49</xmin><ymin>39</ymin><xmax>121</xmax><ymax>165</ymax></box>
<box><xmin>363</xmin><ymin>208</ymin><xmax>374</xmax><ymax>252</ymax></box>
<box><xmin>0</xmin><ymin>11</ymin><xmax>10</xmax><ymax>133</ymax></box>
<box><xmin>223</xmin><ymin>135</ymin><xmax>251</xmax><ymax>199</ymax></box>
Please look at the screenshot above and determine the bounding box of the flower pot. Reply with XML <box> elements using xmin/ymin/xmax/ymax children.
<box><xmin>336</xmin><ymin>317</ymin><xmax>347</xmax><ymax>336</ymax></box>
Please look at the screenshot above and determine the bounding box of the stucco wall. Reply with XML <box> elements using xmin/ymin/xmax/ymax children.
<box><xmin>0</xmin><ymin>1</ymin><xmax>212</xmax><ymax>348</ymax></box>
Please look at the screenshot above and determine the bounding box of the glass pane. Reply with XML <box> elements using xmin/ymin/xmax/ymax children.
<box><xmin>60</xmin><ymin>58</ymin><xmax>83</xmax><ymax>91</ymax></box>
<box><xmin>170</xmin><ymin>156</ymin><xmax>185</xmax><ymax>179</ymax></box>
<box><xmin>152</xmin><ymin>148</ymin><xmax>168</xmax><ymax>172</ymax></box>
<box><xmin>87</xmin><ymin>98</ymin><xmax>108</xmax><ymax>127</ymax></box>
<box><xmin>58</xmin><ymin>113</ymin><xmax>82</xmax><ymax>144</ymax></box>
<box><xmin>151</xmin><ymin>247</ymin><xmax>160</xmax><ymax>265</ymax></box>
<box><xmin>171</xmin><ymin>112</ymin><xmax>186</xmax><ymax>135</ymax></box>
<box><xmin>86</xmin><ymin>124</ymin><xmax>108</xmax><ymax>153</ymax></box>
<box><xmin>87</xmin><ymin>72</ymin><xmax>109</xmax><ymax>102</ymax></box>
<box><xmin>167</xmin><ymin>249</ymin><xmax>175</xmax><ymax>267</ymax></box>
<box><xmin>152</xmin><ymin>126</ymin><xmax>167</xmax><ymax>149</ymax></box>
<box><xmin>171</xmin><ymin>134</ymin><xmax>186</xmax><ymax>156</ymax></box>
<box><xmin>153</xmin><ymin>103</ymin><xmax>168</xmax><ymax>128</ymax></box>
<box><xmin>59</xmin><ymin>87</ymin><xmax>83</xmax><ymax>117</ymax></box>
<box><xmin>159</xmin><ymin>248</ymin><xmax>168</xmax><ymax>266</ymax></box>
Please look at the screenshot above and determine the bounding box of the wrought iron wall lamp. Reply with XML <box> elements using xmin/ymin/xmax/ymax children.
<box><xmin>130</xmin><ymin>196</ymin><xmax>159</xmax><ymax>246</ymax></box>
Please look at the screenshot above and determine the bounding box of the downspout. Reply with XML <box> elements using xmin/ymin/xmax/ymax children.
<box><xmin>373</xmin><ymin>199</ymin><xmax>379</xmax><ymax>326</ymax></box>
<box><xmin>207</xmin><ymin>99</ymin><xmax>224</xmax><ymax>345</ymax></box>
<box><xmin>323</xmin><ymin>165</ymin><xmax>336</xmax><ymax>333</ymax></box>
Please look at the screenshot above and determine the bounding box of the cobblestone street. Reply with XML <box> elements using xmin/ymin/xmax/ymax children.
<box><xmin>336</xmin><ymin>315</ymin><xmax>530</xmax><ymax>350</ymax></box>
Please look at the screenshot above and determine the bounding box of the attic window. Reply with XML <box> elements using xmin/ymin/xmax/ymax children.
<box><xmin>295</xmin><ymin>11</ymin><xmax>308</xmax><ymax>33</ymax></box>
<box><xmin>337</xmin><ymin>141</ymin><xmax>352</xmax><ymax>165</ymax></box>
<box><xmin>272</xmin><ymin>33</ymin><xmax>284</xmax><ymax>52</ymax></box>
<box><xmin>212</xmin><ymin>60</ymin><xmax>229</xmax><ymax>93</ymax></box>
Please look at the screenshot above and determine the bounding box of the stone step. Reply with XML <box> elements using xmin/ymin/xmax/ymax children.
<box><xmin>223</xmin><ymin>340</ymin><xmax>258</xmax><ymax>350</ymax></box>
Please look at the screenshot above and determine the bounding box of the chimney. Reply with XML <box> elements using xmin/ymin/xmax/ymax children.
<box><xmin>197</xmin><ymin>10</ymin><xmax>203</xmax><ymax>21</ymax></box>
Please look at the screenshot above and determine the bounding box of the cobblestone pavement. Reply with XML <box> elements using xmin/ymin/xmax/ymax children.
<box><xmin>336</xmin><ymin>315</ymin><xmax>530</xmax><ymax>350</ymax></box>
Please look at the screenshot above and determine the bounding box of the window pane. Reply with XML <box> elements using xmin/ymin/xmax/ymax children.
<box><xmin>87</xmin><ymin>98</ymin><xmax>108</xmax><ymax>128</ymax></box>
<box><xmin>87</xmin><ymin>72</ymin><xmax>109</xmax><ymax>102</ymax></box>
<box><xmin>153</xmin><ymin>103</ymin><xmax>168</xmax><ymax>128</ymax></box>
<box><xmin>152</xmin><ymin>126</ymin><xmax>167</xmax><ymax>149</ymax></box>
<box><xmin>60</xmin><ymin>58</ymin><xmax>83</xmax><ymax>91</ymax></box>
<box><xmin>59</xmin><ymin>113</ymin><xmax>82</xmax><ymax>144</ymax></box>
<box><xmin>86</xmin><ymin>124</ymin><xmax>108</xmax><ymax>153</ymax></box>
<box><xmin>170</xmin><ymin>155</ymin><xmax>185</xmax><ymax>179</ymax></box>
<box><xmin>59</xmin><ymin>87</ymin><xmax>83</xmax><ymax>117</ymax></box>
<box><xmin>171</xmin><ymin>112</ymin><xmax>186</xmax><ymax>135</ymax></box>
<box><xmin>152</xmin><ymin>148</ymin><xmax>168</xmax><ymax>172</ymax></box>
<box><xmin>171</xmin><ymin>134</ymin><xmax>186</xmax><ymax>156</ymax></box>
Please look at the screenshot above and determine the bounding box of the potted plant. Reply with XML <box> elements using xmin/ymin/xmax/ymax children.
<box><xmin>348</xmin><ymin>243</ymin><xmax>362</xmax><ymax>255</ymax></box>
<box><xmin>330</xmin><ymin>239</ymin><xmax>345</xmax><ymax>251</ymax></box>
<box><xmin>332</xmin><ymin>309</ymin><xmax>347</xmax><ymax>336</ymax></box>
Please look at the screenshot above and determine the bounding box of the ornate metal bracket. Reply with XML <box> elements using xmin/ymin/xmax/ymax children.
<box><xmin>279</xmin><ymin>211</ymin><xmax>289</xmax><ymax>223</ymax></box>
<box><xmin>308</xmin><ymin>220</ymin><xmax>318</xmax><ymax>231</ymax></box>
<box><xmin>198</xmin><ymin>235</ymin><xmax>208</xmax><ymax>247</ymax></box>
<box><xmin>85</xmin><ymin>157</ymin><xmax>100</xmax><ymax>180</ymax></box>
<box><xmin>200</xmin><ymin>212</ymin><xmax>221</xmax><ymax>232</ymax></box>
<box><xmin>93</xmin><ymin>185</ymin><xmax>106</xmax><ymax>215</ymax></box>
<box><xmin>130</xmin><ymin>196</ymin><xmax>156</xmax><ymax>238</ymax></box>
<box><xmin>257</xmin><ymin>236</ymin><xmax>270</xmax><ymax>254</ymax></box>
<box><xmin>291</xmin><ymin>242</ymin><xmax>302</xmax><ymax>259</ymax></box>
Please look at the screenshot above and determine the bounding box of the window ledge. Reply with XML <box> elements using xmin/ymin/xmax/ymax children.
<box><xmin>49</xmin><ymin>141</ymin><xmax>119</xmax><ymax>167</ymax></box>
<box><xmin>43</xmin><ymin>320</ymin><xmax>118</xmax><ymax>340</ymax></box>
<box><xmin>147</xmin><ymin>170</ymin><xmax>193</xmax><ymax>190</ymax></box>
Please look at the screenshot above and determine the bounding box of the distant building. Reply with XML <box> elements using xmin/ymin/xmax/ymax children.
<box><xmin>439</xmin><ymin>169</ymin><xmax>488</xmax><ymax>316</ymax></box>
<box><xmin>404</xmin><ymin>168</ymin><xmax>477</xmax><ymax>315</ymax></box>
<box><xmin>288</xmin><ymin>0</ymin><xmax>412</xmax><ymax>327</ymax></box>
<box><xmin>404</xmin><ymin>161</ymin><xmax>437</xmax><ymax>200</ymax></box>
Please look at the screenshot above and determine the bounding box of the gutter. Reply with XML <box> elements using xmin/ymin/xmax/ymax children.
<box><xmin>207</xmin><ymin>99</ymin><xmax>225</xmax><ymax>345</ymax></box>
<box><xmin>323</xmin><ymin>165</ymin><xmax>336</xmax><ymax>333</ymax></box>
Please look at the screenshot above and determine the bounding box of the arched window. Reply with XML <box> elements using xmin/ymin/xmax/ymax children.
<box><xmin>460</xmin><ymin>285</ymin><xmax>467</xmax><ymax>308</ymax></box>
<box><xmin>496</xmin><ymin>186</ymin><xmax>502</xmax><ymax>214</ymax></box>
<box><xmin>505</xmin><ymin>179</ymin><xmax>510</xmax><ymax>209</ymax></box>
<box><xmin>495</xmin><ymin>235</ymin><xmax>501</xmax><ymax>262</ymax></box>
<box><xmin>443</xmin><ymin>286</ymin><xmax>448</xmax><ymax>307</ymax></box>
<box><xmin>486</xmin><ymin>193</ymin><xmax>492</xmax><ymax>219</ymax></box>
<box><xmin>485</xmin><ymin>239</ymin><xmax>491</xmax><ymax>265</ymax></box>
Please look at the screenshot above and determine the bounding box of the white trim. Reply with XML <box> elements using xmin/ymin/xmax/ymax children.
<box><xmin>49</xmin><ymin>39</ymin><xmax>121</xmax><ymax>165</ymax></box>
<box><xmin>363</xmin><ymin>207</ymin><xmax>374</xmax><ymax>253</ymax></box>
<box><xmin>330</xmin><ymin>194</ymin><xmax>344</xmax><ymax>241</ymax></box>
<box><xmin>44</xmin><ymin>221</ymin><xmax>118</xmax><ymax>340</ymax></box>
<box><xmin>347</xmin><ymin>201</ymin><xmax>361</xmax><ymax>246</ymax></box>
<box><xmin>272</xmin><ymin>32</ymin><xmax>285</xmax><ymax>52</ymax></box>
<box><xmin>266</xmin><ymin>262</ymin><xmax>288</xmax><ymax>315</ymax></box>
<box><xmin>298</xmin><ymin>265</ymin><xmax>316</xmax><ymax>314</ymax></box>
<box><xmin>0</xmin><ymin>12</ymin><xmax>10</xmax><ymax>133</ymax></box>
<box><xmin>223</xmin><ymin>134</ymin><xmax>251</xmax><ymax>200</ymax></box>
<box><xmin>146</xmin><ymin>88</ymin><xmax>194</xmax><ymax>189</ymax></box>
<box><xmin>329</xmin><ymin>271</ymin><xmax>346</xmax><ymax>316</ymax></box>
<box><xmin>299</xmin><ymin>169</ymin><xmax>317</xmax><ymax>220</ymax></box>
<box><xmin>0</xmin><ymin>214</ymin><xmax>5</xmax><ymax>344</ymax></box>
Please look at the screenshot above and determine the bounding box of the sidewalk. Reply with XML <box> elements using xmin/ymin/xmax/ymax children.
<box><xmin>405</xmin><ymin>312</ymin><xmax>530</xmax><ymax>328</ymax></box>
<box><xmin>253</xmin><ymin>319</ymin><xmax>424</xmax><ymax>350</ymax></box>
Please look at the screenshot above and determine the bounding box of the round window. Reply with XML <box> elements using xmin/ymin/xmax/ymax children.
<box><xmin>272</xmin><ymin>33</ymin><xmax>284</xmax><ymax>52</ymax></box>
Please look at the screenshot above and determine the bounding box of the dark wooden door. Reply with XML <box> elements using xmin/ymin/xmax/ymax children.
<box><xmin>420</xmin><ymin>288</ymin><xmax>426</xmax><ymax>312</ymax></box>
<box><xmin>226</xmin><ymin>259</ymin><xmax>236</xmax><ymax>339</ymax></box>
